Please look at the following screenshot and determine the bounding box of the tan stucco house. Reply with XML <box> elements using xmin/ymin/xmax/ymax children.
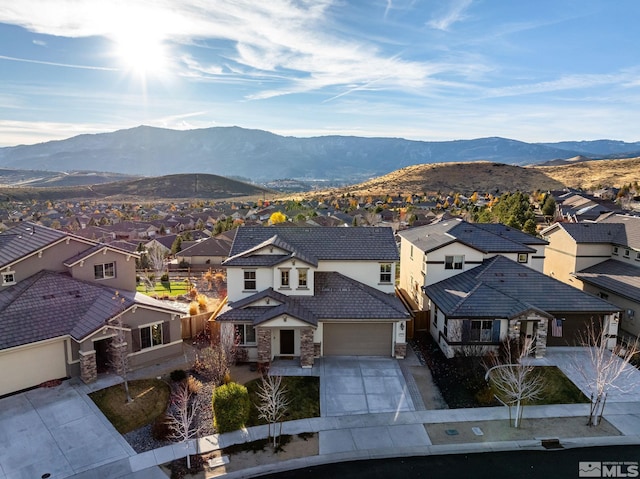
<box><xmin>0</xmin><ymin>222</ymin><xmax>184</xmax><ymax>396</ymax></box>
<box><xmin>216</xmin><ymin>226</ymin><xmax>409</xmax><ymax>368</ymax></box>
<box><xmin>541</xmin><ymin>214</ymin><xmax>640</xmax><ymax>338</ymax></box>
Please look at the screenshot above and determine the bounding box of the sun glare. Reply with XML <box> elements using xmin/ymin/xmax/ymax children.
<box><xmin>112</xmin><ymin>27</ymin><xmax>169</xmax><ymax>78</ymax></box>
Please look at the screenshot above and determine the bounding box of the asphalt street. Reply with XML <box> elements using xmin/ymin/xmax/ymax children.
<box><xmin>260</xmin><ymin>446</ymin><xmax>640</xmax><ymax>479</ymax></box>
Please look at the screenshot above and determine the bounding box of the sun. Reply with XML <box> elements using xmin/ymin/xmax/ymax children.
<box><xmin>112</xmin><ymin>27</ymin><xmax>169</xmax><ymax>78</ymax></box>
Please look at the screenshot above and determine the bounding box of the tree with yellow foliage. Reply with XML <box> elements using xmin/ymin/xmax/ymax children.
<box><xmin>269</xmin><ymin>211</ymin><xmax>287</xmax><ymax>224</ymax></box>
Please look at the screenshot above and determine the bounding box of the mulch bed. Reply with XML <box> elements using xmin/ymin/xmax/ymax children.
<box><xmin>411</xmin><ymin>331</ymin><xmax>498</xmax><ymax>408</ymax></box>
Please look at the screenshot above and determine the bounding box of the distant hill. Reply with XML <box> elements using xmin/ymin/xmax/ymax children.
<box><xmin>318</xmin><ymin>157</ymin><xmax>640</xmax><ymax>196</ymax></box>
<box><xmin>540</xmin><ymin>140</ymin><xmax>640</xmax><ymax>156</ymax></box>
<box><xmin>0</xmin><ymin>125</ymin><xmax>605</xmax><ymax>183</ymax></box>
<box><xmin>0</xmin><ymin>173</ymin><xmax>272</xmax><ymax>201</ymax></box>
<box><xmin>0</xmin><ymin>169</ymin><xmax>138</xmax><ymax>187</ymax></box>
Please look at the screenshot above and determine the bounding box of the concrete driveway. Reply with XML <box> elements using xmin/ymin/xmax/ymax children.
<box><xmin>0</xmin><ymin>379</ymin><xmax>134</xmax><ymax>479</ymax></box>
<box><xmin>318</xmin><ymin>356</ymin><xmax>415</xmax><ymax>416</ymax></box>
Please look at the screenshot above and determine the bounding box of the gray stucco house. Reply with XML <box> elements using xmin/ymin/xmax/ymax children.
<box><xmin>0</xmin><ymin>222</ymin><xmax>184</xmax><ymax>396</ymax></box>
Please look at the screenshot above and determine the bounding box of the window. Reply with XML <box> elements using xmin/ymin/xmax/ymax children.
<box><xmin>443</xmin><ymin>317</ymin><xmax>448</xmax><ymax>339</ymax></box>
<box><xmin>470</xmin><ymin>320</ymin><xmax>493</xmax><ymax>342</ymax></box>
<box><xmin>410</xmin><ymin>245</ymin><xmax>414</xmax><ymax>260</ymax></box>
<box><xmin>636</xmin><ymin>252</ymin><xmax>640</xmax><ymax>261</ymax></box>
<box><xmin>94</xmin><ymin>262</ymin><xmax>115</xmax><ymax>280</ymax></box>
<box><xmin>280</xmin><ymin>269</ymin><xmax>290</xmax><ymax>288</ymax></box>
<box><xmin>297</xmin><ymin>268</ymin><xmax>308</xmax><ymax>288</ymax></box>
<box><xmin>140</xmin><ymin>323</ymin><xmax>163</xmax><ymax>349</ymax></box>
<box><xmin>517</xmin><ymin>253</ymin><xmax>528</xmax><ymax>263</ymax></box>
<box><xmin>236</xmin><ymin>324</ymin><xmax>256</xmax><ymax>345</ymax></box>
<box><xmin>1</xmin><ymin>272</ymin><xmax>16</xmax><ymax>286</ymax></box>
<box><xmin>599</xmin><ymin>292</ymin><xmax>609</xmax><ymax>300</ymax></box>
<box><xmin>445</xmin><ymin>255</ymin><xmax>464</xmax><ymax>270</ymax></box>
<box><xmin>243</xmin><ymin>270</ymin><xmax>256</xmax><ymax>290</ymax></box>
<box><xmin>613</xmin><ymin>246</ymin><xmax>619</xmax><ymax>255</ymax></box>
<box><xmin>433</xmin><ymin>307</ymin><xmax>438</xmax><ymax>327</ymax></box>
<box><xmin>380</xmin><ymin>263</ymin><xmax>392</xmax><ymax>283</ymax></box>
<box><xmin>624</xmin><ymin>249</ymin><xmax>630</xmax><ymax>258</ymax></box>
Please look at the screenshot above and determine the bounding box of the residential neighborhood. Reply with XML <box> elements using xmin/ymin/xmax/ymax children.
<box><xmin>1</xmin><ymin>189</ymin><xmax>640</xmax><ymax>479</ymax></box>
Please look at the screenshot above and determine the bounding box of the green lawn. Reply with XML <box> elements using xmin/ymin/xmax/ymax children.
<box><xmin>89</xmin><ymin>379</ymin><xmax>170</xmax><ymax>433</ymax></box>
<box><xmin>490</xmin><ymin>366</ymin><xmax>589</xmax><ymax>406</ymax></box>
<box><xmin>136</xmin><ymin>281</ymin><xmax>191</xmax><ymax>297</ymax></box>
<box><xmin>245</xmin><ymin>376</ymin><xmax>320</xmax><ymax>426</ymax></box>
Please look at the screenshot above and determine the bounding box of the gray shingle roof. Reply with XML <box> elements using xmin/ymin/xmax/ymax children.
<box><xmin>0</xmin><ymin>271</ymin><xmax>182</xmax><ymax>350</ymax></box>
<box><xmin>398</xmin><ymin>219</ymin><xmax>538</xmax><ymax>254</ymax></box>
<box><xmin>225</xmin><ymin>226</ymin><xmax>399</xmax><ymax>265</ymax></box>
<box><xmin>217</xmin><ymin>272</ymin><xmax>408</xmax><ymax>326</ymax></box>
<box><xmin>425</xmin><ymin>255</ymin><xmax>620</xmax><ymax>319</ymax></box>
<box><xmin>575</xmin><ymin>259</ymin><xmax>640</xmax><ymax>303</ymax></box>
<box><xmin>0</xmin><ymin>222</ymin><xmax>69</xmax><ymax>269</ymax></box>
<box><xmin>548</xmin><ymin>222</ymin><xmax>626</xmax><ymax>244</ymax></box>
<box><xmin>599</xmin><ymin>214</ymin><xmax>640</xmax><ymax>249</ymax></box>
<box><xmin>178</xmin><ymin>236</ymin><xmax>232</xmax><ymax>257</ymax></box>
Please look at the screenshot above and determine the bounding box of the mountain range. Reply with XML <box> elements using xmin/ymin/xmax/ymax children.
<box><xmin>1</xmin><ymin>126</ymin><xmax>639</xmax><ymax>183</ymax></box>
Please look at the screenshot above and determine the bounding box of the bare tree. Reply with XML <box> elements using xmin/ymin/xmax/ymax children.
<box><xmin>256</xmin><ymin>375</ymin><xmax>290</xmax><ymax>448</ymax></box>
<box><xmin>109</xmin><ymin>292</ymin><xmax>132</xmax><ymax>403</ymax></box>
<box><xmin>484</xmin><ymin>336</ymin><xmax>544</xmax><ymax>428</ymax></box>
<box><xmin>576</xmin><ymin>317</ymin><xmax>639</xmax><ymax>426</ymax></box>
<box><xmin>166</xmin><ymin>379</ymin><xmax>206</xmax><ymax>469</ymax></box>
<box><xmin>147</xmin><ymin>244</ymin><xmax>167</xmax><ymax>277</ymax></box>
<box><xmin>193</xmin><ymin>343</ymin><xmax>231</xmax><ymax>386</ymax></box>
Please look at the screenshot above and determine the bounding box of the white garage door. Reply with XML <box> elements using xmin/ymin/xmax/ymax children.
<box><xmin>323</xmin><ymin>323</ymin><xmax>393</xmax><ymax>356</ymax></box>
<box><xmin>0</xmin><ymin>340</ymin><xmax>67</xmax><ymax>396</ymax></box>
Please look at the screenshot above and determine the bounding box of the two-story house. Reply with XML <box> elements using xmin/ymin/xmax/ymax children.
<box><xmin>0</xmin><ymin>222</ymin><xmax>184</xmax><ymax>396</ymax></box>
<box><xmin>541</xmin><ymin>214</ymin><xmax>640</xmax><ymax>338</ymax></box>
<box><xmin>397</xmin><ymin>218</ymin><xmax>548</xmax><ymax>311</ymax></box>
<box><xmin>399</xmin><ymin>218</ymin><xmax>620</xmax><ymax>358</ymax></box>
<box><xmin>216</xmin><ymin>227</ymin><xmax>409</xmax><ymax>368</ymax></box>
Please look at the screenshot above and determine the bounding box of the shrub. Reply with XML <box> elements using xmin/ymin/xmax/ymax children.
<box><xmin>160</xmin><ymin>273</ymin><xmax>169</xmax><ymax>282</ymax></box>
<box><xmin>193</xmin><ymin>344</ymin><xmax>230</xmax><ymax>386</ymax></box>
<box><xmin>197</xmin><ymin>294</ymin><xmax>208</xmax><ymax>310</ymax></box>
<box><xmin>188</xmin><ymin>301</ymin><xmax>199</xmax><ymax>315</ymax></box>
<box><xmin>213</xmin><ymin>382</ymin><xmax>250</xmax><ymax>433</ymax></box>
<box><xmin>152</xmin><ymin>413</ymin><xmax>173</xmax><ymax>440</ymax></box>
<box><xmin>189</xmin><ymin>287</ymin><xmax>198</xmax><ymax>299</ymax></box>
<box><xmin>187</xmin><ymin>375</ymin><xmax>203</xmax><ymax>394</ymax></box>
<box><xmin>170</xmin><ymin>369</ymin><xmax>187</xmax><ymax>382</ymax></box>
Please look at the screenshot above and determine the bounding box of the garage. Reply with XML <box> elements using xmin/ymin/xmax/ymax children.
<box><xmin>323</xmin><ymin>322</ymin><xmax>393</xmax><ymax>356</ymax></box>
<box><xmin>0</xmin><ymin>340</ymin><xmax>68</xmax><ymax>396</ymax></box>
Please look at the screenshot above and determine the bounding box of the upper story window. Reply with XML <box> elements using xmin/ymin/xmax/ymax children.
<box><xmin>410</xmin><ymin>245</ymin><xmax>414</xmax><ymax>260</ymax></box>
<box><xmin>297</xmin><ymin>268</ymin><xmax>308</xmax><ymax>288</ymax></box>
<box><xmin>280</xmin><ymin>269</ymin><xmax>290</xmax><ymax>288</ymax></box>
<box><xmin>613</xmin><ymin>246</ymin><xmax>619</xmax><ymax>255</ymax></box>
<box><xmin>624</xmin><ymin>249</ymin><xmax>630</xmax><ymax>258</ymax></box>
<box><xmin>636</xmin><ymin>252</ymin><xmax>640</xmax><ymax>261</ymax></box>
<box><xmin>94</xmin><ymin>262</ymin><xmax>115</xmax><ymax>280</ymax></box>
<box><xmin>380</xmin><ymin>263</ymin><xmax>392</xmax><ymax>283</ymax></box>
<box><xmin>445</xmin><ymin>255</ymin><xmax>464</xmax><ymax>270</ymax></box>
<box><xmin>1</xmin><ymin>272</ymin><xmax>16</xmax><ymax>286</ymax></box>
<box><xmin>243</xmin><ymin>270</ymin><xmax>256</xmax><ymax>290</ymax></box>
<box><xmin>517</xmin><ymin>253</ymin><xmax>528</xmax><ymax>263</ymax></box>
<box><xmin>140</xmin><ymin>323</ymin><xmax>163</xmax><ymax>349</ymax></box>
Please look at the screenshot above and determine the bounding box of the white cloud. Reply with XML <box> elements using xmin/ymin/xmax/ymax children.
<box><xmin>0</xmin><ymin>0</ymin><xmax>441</xmax><ymax>99</ymax></box>
<box><xmin>427</xmin><ymin>0</ymin><xmax>473</xmax><ymax>31</ymax></box>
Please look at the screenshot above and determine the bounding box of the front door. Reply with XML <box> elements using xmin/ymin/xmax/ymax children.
<box><xmin>94</xmin><ymin>338</ymin><xmax>112</xmax><ymax>373</ymax></box>
<box><xmin>280</xmin><ymin>329</ymin><xmax>295</xmax><ymax>355</ymax></box>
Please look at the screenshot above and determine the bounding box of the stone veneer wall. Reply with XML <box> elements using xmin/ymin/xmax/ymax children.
<box><xmin>257</xmin><ymin>328</ymin><xmax>271</xmax><ymax>364</ymax></box>
<box><xmin>300</xmin><ymin>328</ymin><xmax>315</xmax><ymax>368</ymax></box>
<box><xmin>313</xmin><ymin>342</ymin><xmax>321</xmax><ymax>358</ymax></box>
<box><xmin>394</xmin><ymin>342</ymin><xmax>407</xmax><ymax>359</ymax></box>
<box><xmin>79</xmin><ymin>350</ymin><xmax>97</xmax><ymax>384</ymax></box>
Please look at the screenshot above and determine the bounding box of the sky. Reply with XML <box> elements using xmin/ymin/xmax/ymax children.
<box><xmin>1</xmin><ymin>0</ymin><xmax>640</xmax><ymax>147</ymax></box>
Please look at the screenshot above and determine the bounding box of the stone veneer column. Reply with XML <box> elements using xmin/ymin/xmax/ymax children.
<box><xmin>300</xmin><ymin>328</ymin><xmax>315</xmax><ymax>368</ymax></box>
<box><xmin>257</xmin><ymin>328</ymin><xmax>271</xmax><ymax>365</ymax></box>
<box><xmin>394</xmin><ymin>342</ymin><xmax>407</xmax><ymax>359</ymax></box>
<box><xmin>79</xmin><ymin>350</ymin><xmax>97</xmax><ymax>384</ymax></box>
<box><xmin>535</xmin><ymin>319</ymin><xmax>548</xmax><ymax>359</ymax></box>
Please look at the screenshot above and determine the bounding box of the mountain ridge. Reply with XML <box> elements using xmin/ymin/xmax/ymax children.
<box><xmin>5</xmin><ymin>125</ymin><xmax>637</xmax><ymax>183</ymax></box>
